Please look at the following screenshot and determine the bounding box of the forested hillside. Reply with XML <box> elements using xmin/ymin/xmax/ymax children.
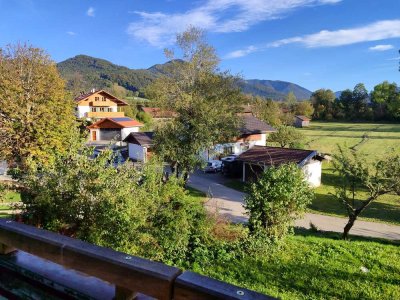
<box><xmin>58</xmin><ymin>55</ymin><xmax>312</xmax><ymax>100</ymax></box>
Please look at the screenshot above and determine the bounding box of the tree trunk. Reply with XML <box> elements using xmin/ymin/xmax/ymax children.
<box><xmin>343</xmin><ymin>215</ymin><xmax>357</xmax><ymax>240</ymax></box>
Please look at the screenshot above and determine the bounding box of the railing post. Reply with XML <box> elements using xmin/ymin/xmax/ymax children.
<box><xmin>114</xmin><ymin>286</ymin><xmax>137</xmax><ymax>300</ymax></box>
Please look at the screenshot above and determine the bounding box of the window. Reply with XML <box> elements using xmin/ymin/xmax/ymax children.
<box><xmin>100</xmin><ymin>107</ymin><xmax>105</xmax><ymax>112</ymax></box>
<box><xmin>95</xmin><ymin>97</ymin><xmax>99</xmax><ymax>101</ymax></box>
<box><xmin>102</xmin><ymin>97</ymin><xmax>106</xmax><ymax>101</ymax></box>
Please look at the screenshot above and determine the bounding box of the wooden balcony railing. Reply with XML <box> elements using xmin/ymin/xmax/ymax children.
<box><xmin>0</xmin><ymin>219</ymin><xmax>276</xmax><ymax>300</ymax></box>
<box><xmin>87</xmin><ymin>111</ymin><xmax>125</xmax><ymax>118</ymax></box>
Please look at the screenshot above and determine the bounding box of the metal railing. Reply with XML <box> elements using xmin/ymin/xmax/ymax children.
<box><xmin>0</xmin><ymin>219</ymin><xmax>276</xmax><ymax>300</ymax></box>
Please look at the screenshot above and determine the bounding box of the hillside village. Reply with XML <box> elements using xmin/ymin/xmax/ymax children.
<box><xmin>1</xmin><ymin>1</ymin><xmax>400</xmax><ymax>299</ymax></box>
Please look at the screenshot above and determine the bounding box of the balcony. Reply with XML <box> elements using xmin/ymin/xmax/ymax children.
<box><xmin>86</xmin><ymin>111</ymin><xmax>125</xmax><ymax>118</ymax></box>
<box><xmin>0</xmin><ymin>219</ymin><xmax>275</xmax><ymax>300</ymax></box>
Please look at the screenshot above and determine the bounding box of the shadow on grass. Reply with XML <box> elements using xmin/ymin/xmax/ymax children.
<box><xmin>293</xmin><ymin>228</ymin><xmax>400</xmax><ymax>245</ymax></box>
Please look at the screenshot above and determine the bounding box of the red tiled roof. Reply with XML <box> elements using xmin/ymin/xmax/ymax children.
<box><xmin>74</xmin><ymin>90</ymin><xmax>128</xmax><ymax>106</ymax></box>
<box><xmin>88</xmin><ymin>117</ymin><xmax>143</xmax><ymax>129</ymax></box>
<box><xmin>238</xmin><ymin>146</ymin><xmax>317</xmax><ymax>166</ymax></box>
<box><xmin>296</xmin><ymin>115</ymin><xmax>311</xmax><ymax>121</ymax></box>
<box><xmin>141</xmin><ymin>107</ymin><xmax>176</xmax><ymax>118</ymax></box>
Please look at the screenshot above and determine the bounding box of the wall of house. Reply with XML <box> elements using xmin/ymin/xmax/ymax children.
<box><xmin>128</xmin><ymin>144</ymin><xmax>146</xmax><ymax>161</ymax></box>
<box><xmin>79</xmin><ymin>93</ymin><xmax>119</xmax><ymax>107</ymax></box>
<box><xmin>254</xmin><ymin>133</ymin><xmax>267</xmax><ymax>146</ymax></box>
<box><xmin>89</xmin><ymin>129</ymin><xmax>100</xmax><ymax>141</ymax></box>
<box><xmin>77</xmin><ymin>106</ymin><xmax>90</xmax><ymax>118</ymax></box>
<box><xmin>301</xmin><ymin>160</ymin><xmax>322</xmax><ymax>187</ymax></box>
<box><xmin>121</xmin><ymin>127</ymin><xmax>140</xmax><ymax>140</ymax></box>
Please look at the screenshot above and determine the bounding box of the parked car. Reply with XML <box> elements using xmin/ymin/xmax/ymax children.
<box><xmin>203</xmin><ymin>160</ymin><xmax>223</xmax><ymax>173</ymax></box>
<box><xmin>221</xmin><ymin>155</ymin><xmax>238</xmax><ymax>162</ymax></box>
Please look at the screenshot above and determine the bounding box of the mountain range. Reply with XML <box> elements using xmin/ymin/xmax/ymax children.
<box><xmin>57</xmin><ymin>55</ymin><xmax>313</xmax><ymax>100</ymax></box>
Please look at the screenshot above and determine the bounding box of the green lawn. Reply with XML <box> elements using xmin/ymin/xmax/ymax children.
<box><xmin>192</xmin><ymin>229</ymin><xmax>400</xmax><ymax>300</ymax></box>
<box><xmin>3</xmin><ymin>190</ymin><xmax>21</xmax><ymax>202</ymax></box>
<box><xmin>298</xmin><ymin>122</ymin><xmax>400</xmax><ymax>225</ymax></box>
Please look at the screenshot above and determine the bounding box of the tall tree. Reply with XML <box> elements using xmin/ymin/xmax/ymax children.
<box><xmin>294</xmin><ymin>101</ymin><xmax>314</xmax><ymax>117</ymax></box>
<box><xmin>285</xmin><ymin>91</ymin><xmax>297</xmax><ymax>110</ymax></box>
<box><xmin>370</xmin><ymin>81</ymin><xmax>397</xmax><ymax>119</ymax></box>
<box><xmin>146</xmin><ymin>27</ymin><xmax>242</xmax><ymax>180</ymax></box>
<box><xmin>333</xmin><ymin>147</ymin><xmax>400</xmax><ymax>239</ymax></box>
<box><xmin>0</xmin><ymin>44</ymin><xmax>80</xmax><ymax>170</ymax></box>
<box><xmin>310</xmin><ymin>89</ymin><xmax>336</xmax><ymax>120</ymax></box>
<box><xmin>253</xmin><ymin>97</ymin><xmax>282</xmax><ymax>126</ymax></box>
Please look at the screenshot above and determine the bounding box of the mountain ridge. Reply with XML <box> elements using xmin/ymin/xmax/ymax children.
<box><xmin>57</xmin><ymin>55</ymin><xmax>312</xmax><ymax>100</ymax></box>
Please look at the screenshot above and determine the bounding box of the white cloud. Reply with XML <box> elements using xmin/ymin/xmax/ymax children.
<box><xmin>369</xmin><ymin>44</ymin><xmax>394</xmax><ymax>51</ymax></box>
<box><xmin>87</xmin><ymin>7</ymin><xmax>95</xmax><ymax>17</ymax></box>
<box><xmin>225</xmin><ymin>19</ymin><xmax>400</xmax><ymax>58</ymax></box>
<box><xmin>224</xmin><ymin>45</ymin><xmax>257</xmax><ymax>58</ymax></box>
<box><xmin>127</xmin><ymin>0</ymin><xmax>342</xmax><ymax>47</ymax></box>
<box><xmin>66</xmin><ymin>31</ymin><xmax>76</xmax><ymax>36</ymax></box>
<box><xmin>387</xmin><ymin>56</ymin><xmax>400</xmax><ymax>61</ymax></box>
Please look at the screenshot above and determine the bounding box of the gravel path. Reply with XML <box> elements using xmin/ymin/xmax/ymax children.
<box><xmin>188</xmin><ymin>172</ymin><xmax>400</xmax><ymax>241</ymax></box>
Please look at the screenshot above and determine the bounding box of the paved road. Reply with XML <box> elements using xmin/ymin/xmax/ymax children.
<box><xmin>188</xmin><ymin>172</ymin><xmax>400</xmax><ymax>241</ymax></box>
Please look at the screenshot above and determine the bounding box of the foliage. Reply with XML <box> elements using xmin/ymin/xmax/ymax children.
<box><xmin>285</xmin><ymin>91</ymin><xmax>297</xmax><ymax>109</ymax></box>
<box><xmin>0</xmin><ymin>43</ymin><xmax>81</xmax><ymax>171</ymax></box>
<box><xmin>294</xmin><ymin>101</ymin><xmax>314</xmax><ymax>117</ymax></box>
<box><xmin>147</xmin><ymin>27</ymin><xmax>242</xmax><ymax>179</ymax></box>
<box><xmin>311</xmin><ymin>89</ymin><xmax>336</xmax><ymax>120</ymax></box>
<box><xmin>371</xmin><ymin>81</ymin><xmax>400</xmax><ymax>120</ymax></box>
<box><xmin>19</xmin><ymin>148</ymin><xmax>218</xmax><ymax>264</ymax></box>
<box><xmin>252</xmin><ymin>97</ymin><xmax>282</xmax><ymax>126</ymax></box>
<box><xmin>192</xmin><ymin>230</ymin><xmax>400</xmax><ymax>300</ymax></box>
<box><xmin>244</xmin><ymin>163</ymin><xmax>314</xmax><ymax>239</ymax></box>
<box><xmin>269</xmin><ymin>125</ymin><xmax>304</xmax><ymax>148</ymax></box>
<box><xmin>333</xmin><ymin>147</ymin><xmax>400</xmax><ymax>239</ymax></box>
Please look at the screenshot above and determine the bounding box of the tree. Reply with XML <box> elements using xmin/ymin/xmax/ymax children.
<box><xmin>285</xmin><ymin>91</ymin><xmax>297</xmax><ymax>110</ymax></box>
<box><xmin>370</xmin><ymin>81</ymin><xmax>397</xmax><ymax>120</ymax></box>
<box><xmin>146</xmin><ymin>27</ymin><xmax>242</xmax><ymax>180</ymax></box>
<box><xmin>294</xmin><ymin>101</ymin><xmax>314</xmax><ymax>117</ymax></box>
<box><xmin>269</xmin><ymin>125</ymin><xmax>304</xmax><ymax>148</ymax></box>
<box><xmin>310</xmin><ymin>89</ymin><xmax>336</xmax><ymax>120</ymax></box>
<box><xmin>333</xmin><ymin>147</ymin><xmax>400</xmax><ymax>239</ymax></box>
<box><xmin>19</xmin><ymin>148</ymin><xmax>212</xmax><ymax>264</ymax></box>
<box><xmin>244</xmin><ymin>163</ymin><xmax>313</xmax><ymax>239</ymax></box>
<box><xmin>253</xmin><ymin>97</ymin><xmax>282</xmax><ymax>126</ymax></box>
<box><xmin>0</xmin><ymin>44</ymin><xmax>80</xmax><ymax>171</ymax></box>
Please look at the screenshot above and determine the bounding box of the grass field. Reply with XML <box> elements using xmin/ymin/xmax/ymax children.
<box><xmin>193</xmin><ymin>229</ymin><xmax>400</xmax><ymax>300</ymax></box>
<box><xmin>299</xmin><ymin>122</ymin><xmax>400</xmax><ymax>225</ymax></box>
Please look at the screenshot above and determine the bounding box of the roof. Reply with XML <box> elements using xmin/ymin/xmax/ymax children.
<box><xmin>141</xmin><ymin>107</ymin><xmax>176</xmax><ymax>118</ymax></box>
<box><xmin>123</xmin><ymin>132</ymin><xmax>154</xmax><ymax>146</ymax></box>
<box><xmin>240</xmin><ymin>115</ymin><xmax>276</xmax><ymax>134</ymax></box>
<box><xmin>238</xmin><ymin>146</ymin><xmax>317</xmax><ymax>167</ymax></box>
<box><xmin>74</xmin><ymin>90</ymin><xmax>128</xmax><ymax>106</ymax></box>
<box><xmin>88</xmin><ymin>117</ymin><xmax>143</xmax><ymax>129</ymax></box>
<box><xmin>296</xmin><ymin>115</ymin><xmax>311</xmax><ymax>121</ymax></box>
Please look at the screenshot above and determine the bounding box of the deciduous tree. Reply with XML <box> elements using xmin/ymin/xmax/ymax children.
<box><xmin>146</xmin><ymin>27</ymin><xmax>242</xmax><ymax>180</ymax></box>
<box><xmin>269</xmin><ymin>125</ymin><xmax>304</xmax><ymax>148</ymax></box>
<box><xmin>333</xmin><ymin>147</ymin><xmax>400</xmax><ymax>239</ymax></box>
<box><xmin>0</xmin><ymin>44</ymin><xmax>80</xmax><ymax>170</ymax></box>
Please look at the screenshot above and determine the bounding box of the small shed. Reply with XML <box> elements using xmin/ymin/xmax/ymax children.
<box><xmin>294</xmin><ymin>115</ymin><xmax>311</xmax><ymax>127</ymax></box>
<box><xmin>123</xmin><ymin>132</ymin><xmax>154</xmax><ymax>162</ymax></box>
<box><xmin>87</xmin><ymin>117</ymin><xmax>143</xmax><ymax>143</ymax></box>
<box><xmin>237</xmin><ymin>146</ymin><xmax>324</xmax><ymax>187</ymax></box>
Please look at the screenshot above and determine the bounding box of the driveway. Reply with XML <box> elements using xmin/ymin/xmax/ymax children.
<box><xmin>187</xmin><ymin>172</ymin><xmax>400</xmax><ymax>241</ymax></box>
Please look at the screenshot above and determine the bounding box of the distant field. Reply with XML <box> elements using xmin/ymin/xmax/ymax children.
<box><xmin>298</xmin><ymin>122</ymin><xmax>400</xmax><ymax>224</ymax></box>
<box><xmin>299</xmin><ymin>122</ymin><xmax>400</xmax><ymax>159</ymax></box>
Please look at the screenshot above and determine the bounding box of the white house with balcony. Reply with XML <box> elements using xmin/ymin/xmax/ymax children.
<box><xmin>75</xmin><ymin>90</ymin><xmax>127</xmax><ymax>120</ymax></box>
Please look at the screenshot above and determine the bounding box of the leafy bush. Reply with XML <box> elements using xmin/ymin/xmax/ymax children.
<box><xmin>244</xmin><ymin>163</ymin><xmax>314</xmax><ymax>240</ymax></box>
<box><xmin>19</xmin><ymin>148</ymin><xmax>214</xmax><ymax>264</ymax></box>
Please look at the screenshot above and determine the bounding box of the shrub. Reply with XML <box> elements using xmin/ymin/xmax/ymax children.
<box><xmin>244</xmin><ymin>163</ymin><xmax>314</xmax><ymax>240</ymax></box>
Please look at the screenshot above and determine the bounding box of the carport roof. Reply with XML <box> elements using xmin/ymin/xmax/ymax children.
<box><xmin>238</xmin><ymin>146</ymin><xmax>317</xmax><ymax>167</ymax></box>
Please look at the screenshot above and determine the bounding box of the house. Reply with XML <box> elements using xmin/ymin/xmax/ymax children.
<box><xmin>294</xmin><ymin>115</ymin><xmax>311</xmax><ymax>127</ymax></box>
<box><xmin>139</xmin><ymin>107</ymin><xmax>176</xmax><ymax>121</ymax></box>
<box><xmin>237</xmin><ymin>146</ymin><xmax>323</xmax><ymax>186</ymax></box>
<box><xmin>87</xmin><ymin>117</ymin><xmax>143</xmax><ymax>143</ymax></box>
<box><xmin>123</xmin><ymin>132</ymin><xmax>154</xmax><ymax>162</ymax></box>
<box><xmin>75</xmin><ymin>89</ymin><xmax>128</xmax><ymax>120</ymax></box>
<box><xmin>205</xmin><ymin>115</ymin><xmax>276</xmax><ymax>160</ymax></box>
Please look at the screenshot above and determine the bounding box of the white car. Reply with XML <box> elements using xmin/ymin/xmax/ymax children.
<box><xmin>204</xmin><ymin>160</ymin><xmax>223</xmax><ymax>173</ymax></box>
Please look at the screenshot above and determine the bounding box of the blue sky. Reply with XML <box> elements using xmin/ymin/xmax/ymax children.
<box><xmin>0</xmin><ymin>0</ymin><xmax>399</xmax><ymax>92</ymax></box>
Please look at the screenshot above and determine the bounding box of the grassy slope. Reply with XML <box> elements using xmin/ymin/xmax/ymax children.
<box><xmin>299</xmin><ymin>122</ymin><xmax>400</xmax><ymax>225</ymax></box>
<box><xmin>192</xmin><ymin>230</ymin><xmax>400</xmax><ymax>300</ymax></box>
